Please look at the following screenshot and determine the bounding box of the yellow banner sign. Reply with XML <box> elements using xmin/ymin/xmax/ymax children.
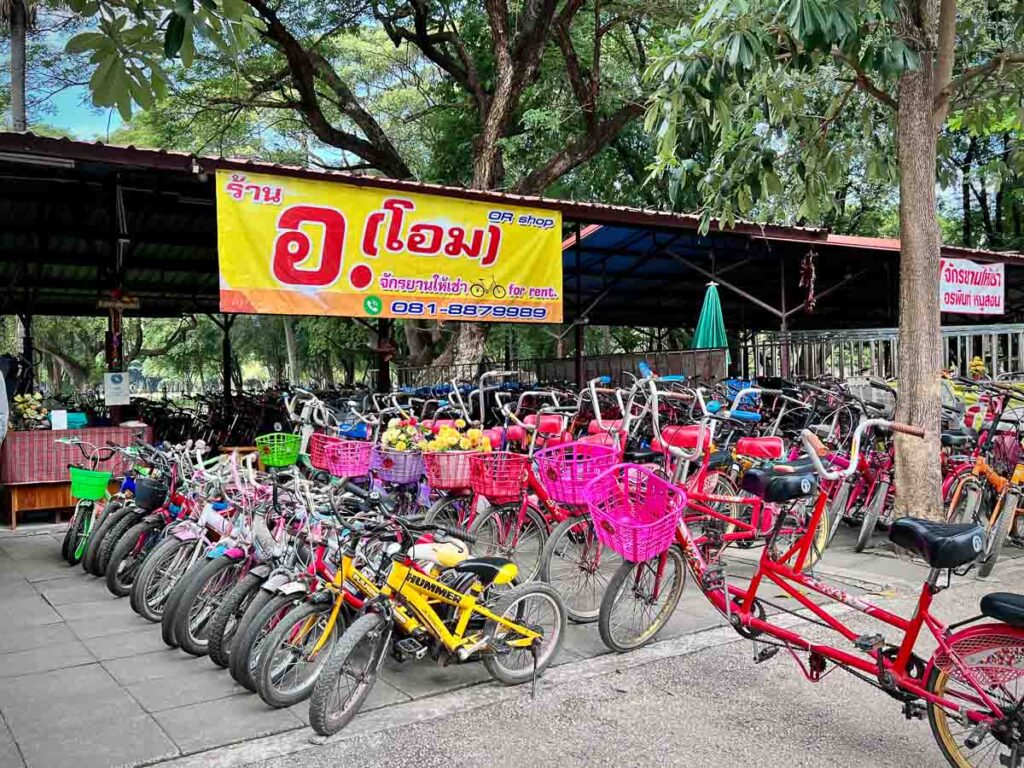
<box><xmin>216</xmin><ymin>170</ymin><xmax>563</xmax><ymax>323</ymax></box>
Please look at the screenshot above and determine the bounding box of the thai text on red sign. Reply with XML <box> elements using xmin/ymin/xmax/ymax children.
<box><xmin>940</xmin><ymin>257</ymin><xmax>1004</xmax><ymax>315</ymax></box>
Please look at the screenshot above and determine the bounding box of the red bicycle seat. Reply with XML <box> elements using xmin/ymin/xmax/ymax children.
<box><xmin>578</xmin><ymin>433</ymin><xmax>618</xmax><ymax>447</ymax></box>
<box><xmin>524</xmin><ymin>414</ymin><xmax>567</xmax><ymax>434</ymax></box>
<box><xmin>587</xmin><ymin>419</ymin><xmax>624</xmax><ymax>435</ymax></box>
<box><xmin>735</xmin><ymin>436</ymin><xmax>784</xmax><ymax>461</ymax></box>
<box><xmin>652</xmin><ymin>425</ymin><xmax>710</xmax><ymax>454</ymax></box>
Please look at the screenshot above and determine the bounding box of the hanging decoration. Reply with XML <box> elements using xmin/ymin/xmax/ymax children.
<box><xmin>799</xmin><ymin>249</ymin><xmax>818</xmax><ymax>312</ymax></box>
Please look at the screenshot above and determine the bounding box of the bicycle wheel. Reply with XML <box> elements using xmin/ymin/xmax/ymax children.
<box><xmin>173</xmin><ymin>556</ymin><xmax>245</xmax><ymax>656</ymax></box>
<box><xmin>96</xmin><ymin>510</ymin><xmax>140</xmax><ymax>576</ymax></box>
<box><xmin>826</xmin><ymin>477</ymin><xmax>853</xmax><ymax>546</ymax></box>
<box><xmin>83</xmin><ymin>501</ymin><xmax>127</xmax><ymax>575</ymax></box>
<box><xmin>927</xmin><ymin>624</ymin><xmax>1024</xmax><ymax>766</ymax></box>
<box><xmin>854</xmin><ymin>480</ymin><xmax>888</xmax><ymax>553</ymax></box>
<box><xmin>539</xmin><ymin>515</ymin><xmax>621</xmax><ymax>624</ymax></box>
<box><xmin>482</xmin><ymin>581</ymin><xmax>566</xmax><ymax>685</ymax></box>
<box><xmin>231</xmin><ymin>593</ymin><xmax>303</xmax><ymax>692</ymax></box>
<box><xmin>424</xmin><ymin>494</ymin><xmax>474</xmax><ymax>529</ymax></box>
<box><xmin>947</xmin><ymin>476</ymin><xmax>983</xmax><ymax>525</ymax></box>
<box><xmin>598</xmin><ymin>546</ymin><xmax>686</xmax><ymax>653</ymax></box>
<box><xmin>256</xmin><ymin>602</ymin><xmax>341</xmax><ymax>708</ymax></box>
<box><xmin>65</xmin><ymin>503</ymin><xmax>91</xmax><ymax>566</ymax></box>
<box><xmin>208</xmin><ymin>572</ymin><xmax>265</xmax><ymax>668</ymax></box>
<box><xmin>978</xmin><ymin>492</ymin><xmax>1015</xmax><ymax>578</ymax></box>
<box><xmin>61</xmin><ymin>505</ymin><xmax>82</xmax><ymax>562</ymax></box>
<box><xmin>130</xmin><ymin>537</ymin><xmax>191</xmax><ymax>622</ymax></box>
<box><xmin>105</xmin><ymin>519</ymin><xmax>160</xmax><ymax>597</ymax></box>
<box><xmin>469</xmin><ymin>283</ymin><xmax>485</xmax><ymax>298</ymax></box>
<box><xmin>469</xmin><ymin>502</ymin><xmax>548</xmax><ymax>583</ymax></box>
<box><xmin>491</xmin><ymin>283</ymin><xmax>507</xmax><ymax>299</ymax></box>
<box><xmin>308</xmin><ymin>612</ymin><xmax>389</xmax><ymax>737</ymax></box>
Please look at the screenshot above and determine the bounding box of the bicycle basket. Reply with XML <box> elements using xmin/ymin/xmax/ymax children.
<box><xmin>372</xmin><ymin>446</ymin><xmax>424</xmax><ymax>485</ymax></box>
<box><xmin>133</xmin><ymin>475</ymin><xmax>168</xmax><ymax>511</ymax></box>
<box><xmin>69</xmin><ymin>467</ymin><xmax>112</xmax><ymax>501</ymax></box>
<box><xmin>255</xmin><ymin>433</ymin><xmax>301</xmax><ymax>467</ymax></box>
<box><xmin>308</xmin><ymin>433</ymin><xmax>342</xmax><ymax>471</ymax></box>
<box><xmin>423</xmin><ymin>451</ymin><xmax>476</xmax><ymax>490</ymax></box>
<box><xmin>585</xmin><ymin>464</ymin><xmax>687</xmax><ymax>562</ymax></box>
<box><xmin>325</xmin><ymin>440</ymin><xmax>373</xmax><ymax>478</ymax></box>
<box><xmin>534</xmin><ymin>441</ymin><xmax>618</xmax><ymax>506</ymax></box>
<box><xmin>470</xmin><ymin>451</ymin><xmax>529</xmax><ymax>500</ymax></box>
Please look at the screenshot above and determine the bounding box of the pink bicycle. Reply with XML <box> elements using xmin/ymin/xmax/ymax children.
<box><xmin>593</xmin><ymin>417</ymin><xmax>1024</xmax><ymax>767</ymax></box>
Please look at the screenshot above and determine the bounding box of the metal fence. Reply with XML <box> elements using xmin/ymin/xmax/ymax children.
<box><xmin>393</xmin><ymin>348</ymin><xmax>728</xmax><ymax>388</ymax></box>
<box><xmin>749</xmin><ymin>324</ymin><xmax>1024</xmax><ymax>379</ymax></box>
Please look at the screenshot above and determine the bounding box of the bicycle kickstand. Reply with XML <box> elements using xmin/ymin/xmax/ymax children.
<box><xmin>530</xmin><ymin>640</ymin><xmax>539</xmax><ymax>701</ymax></box>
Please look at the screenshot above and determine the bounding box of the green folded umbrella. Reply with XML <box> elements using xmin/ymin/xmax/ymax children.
<box><xmin>693</xmin><ymin>282</ymin><xmax>729</xmax><ymax>364</ymax></box>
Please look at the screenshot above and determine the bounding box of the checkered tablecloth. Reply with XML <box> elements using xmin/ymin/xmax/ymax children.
<box><xmin>0</xmin><ymin>427</ymin><xmax>152</xmax><ymax>485</ymax></box>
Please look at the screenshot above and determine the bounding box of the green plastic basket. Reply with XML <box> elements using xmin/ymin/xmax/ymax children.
<box><xmin>255</xmin><ymin>433</ymin><xmax>301</xmax><ymax>467</ymax></box>
<box><xmin>69</xmin><ymin>466</ymin><xmax>113</xmax><ymax>501</ymax></box>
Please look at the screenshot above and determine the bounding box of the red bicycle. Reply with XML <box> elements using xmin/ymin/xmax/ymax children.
<box><xmin>598</xmin><ymin>417</ymin><xmax>1024</xmax><ymax>767</ymax></box>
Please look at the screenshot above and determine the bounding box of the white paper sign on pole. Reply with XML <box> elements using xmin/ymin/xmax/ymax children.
<box><xmin>104</xmin><ymin>372</ymin><xmax>130</xmax><ymax>406</ymax></box>
<box><xmin>940</xmin><ymin>257</ymin><xmax>1004</xmax><ymax>315</ymax></box>
<box><xmin>50</xmin><ymin>410</ymin><xmax>68</xmax><ymax>431</ymax></box>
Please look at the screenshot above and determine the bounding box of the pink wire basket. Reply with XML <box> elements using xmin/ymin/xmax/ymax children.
<box><xmin>372</xmin><ymin>446</ymin><xmax>424</xmax><ymax>485</ymax></box>
<box><xmin>423</xmin><ymin>451</ymin><xmax>476</xmax><ymax>491</ymax></box>
<box><xmin>470</xmin><ymin>451</ymin><xmax>529</xmax><ymax>500</ymax></box>
<box><xmin>534</xmin><ymin>441</ymin><xmax>619</xmax><ymax>506</ymax></box>
<box><xmin>585</xmin><ymin>463</ymin><xmax>688</xmax><ymax>563</ymax></box>
<box><xmin>325</xmin><ymin>440</ymin><xmax>373</xmax><ymax>478</ymax></box>
<box><xmin>308</xmin><ymin>433</ymin><xmax>342</xmax><ymax>471</ymax></box>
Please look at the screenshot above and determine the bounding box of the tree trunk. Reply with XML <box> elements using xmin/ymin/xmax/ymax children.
<box><xmin>322</xmin><ymin>352</ymin><xmax>335</xmax><ymax>388</ymax></box>
<box><xmin>10</xmin><ymin>0</ymin><xmax>27</xmax><ymax>132</ymax></box>
<box><xmin>893</xmin><ymin>67</ymin><xmax>944</xmax><ymax>521</ymax></box>
<box><xmin>282</xmin><ymin>317</ymin><xmax>300</xmax><ymax>385</ymax></box>
<box><xmin>961</xmin><ymin>137</ymin><xmax>975</xmax><ymax>247</ymax></box>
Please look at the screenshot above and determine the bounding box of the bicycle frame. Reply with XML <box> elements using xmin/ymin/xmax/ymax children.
<box><xmin>671</xmin><ymin>489</ymin><xmax>1010</xmax><ymax>725</ymax></box>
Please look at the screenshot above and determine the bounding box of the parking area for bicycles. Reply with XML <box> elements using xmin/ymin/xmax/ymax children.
<box><xmin>0</xmin><ymin>523</ymin><xmax>1016</xmax><ymax>768</ymax></box>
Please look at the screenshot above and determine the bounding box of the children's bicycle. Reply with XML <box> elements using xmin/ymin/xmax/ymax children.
<box><xmin>59</xmin><ymin>438</ymin><xmax>125</xmax><ymax>565</ymax></box>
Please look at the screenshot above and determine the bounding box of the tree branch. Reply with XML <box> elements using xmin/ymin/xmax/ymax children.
<box><xmin>831</xmin><ymin>47</ymin><xmax>897</xmax><ymax>109</ymax></box>
<box><xmin>932</xmin><ymin>0</ymin><xmax>957</xmax><ymax>125</ymax></box>
<box><xmin>934</xmin><ymin>52</ymin><xmax>1024</xmax><ymax>112</ymax></box>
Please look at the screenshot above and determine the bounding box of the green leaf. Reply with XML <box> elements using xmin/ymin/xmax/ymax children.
<box><xmin>65</xmin><ymin>32</ymin><xmax>108</xmax><ymax>54</ymax></box>
<box><xmin>164</xmin><ymin>13</ymin><xmax>186</xmax><ymax>58</ymax></box>
<box><xmin>180</xmin><ymin>17</ymin><xmax>195</xmax><ymax>67</ymax></box>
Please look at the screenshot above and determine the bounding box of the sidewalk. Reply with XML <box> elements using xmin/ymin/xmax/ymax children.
<box><xmin>0</xmin><ymin>522</ymin><xmax>1013</xmax><ymax>768</ymax></box>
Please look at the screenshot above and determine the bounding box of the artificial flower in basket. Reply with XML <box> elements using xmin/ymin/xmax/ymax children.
<box><xmin>13</xmin><ymin>393</ymin><xmax>49</xmax><ymax>430</ymax></box>
<box><xmin>380</xmin><ymin>418</ymin><xmax>428</xmax><ymax>452</ymax></box>
<box><xmin>422</xmin><ymin>423</ymin><xmax>491</xmax><ymax>490</ymax></box>
<box><xmin>423</xmin><ymin>423</ymin><xmax>492</xmax><ymax>453</ymax></box>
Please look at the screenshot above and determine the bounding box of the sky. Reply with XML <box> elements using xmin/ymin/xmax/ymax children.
<box><xmin>45</xmin><ymin>87</ymin><xmax>122</xmax><ymax>140</ymax></box>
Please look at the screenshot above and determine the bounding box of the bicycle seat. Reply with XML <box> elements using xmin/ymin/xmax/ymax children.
<box><xmin>741</xmin><ymin>464</ymin><xmax>818</xmax><ymax>502</ymax></box>
<box><xmin>453</xmin><ymin>556</ymin><xmax>517</xmax><ymax>587</ymax></box>
<box><xmin>735</xmin><ymin>436</ymin><xmax>785</xmax><ymax>461</ymax></box>
<box><xmin>588</xmin><ymin>419</ymin><xmax>624</xmax><ymax>435</ymax></box>
<box><xmin>888</xmin><ymin>518</ymin><xmax>983</xmax><ymax>569</ymax></box>
<box><xmin>941</xmin><ymin>428</ymin><xmax>975</xmax><ymax>448</ymax></box>
<box><xmin>980</xmin><ymin>593</ymin><xmax>1024</xmax><ymax>627</ymax></box>
<box><xmin>651</xmin><ymin>425</ymin><xmax>711</xmax><ymax>454</ymax></box>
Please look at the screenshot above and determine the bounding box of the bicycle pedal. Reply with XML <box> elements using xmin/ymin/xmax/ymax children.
<box><xmin>394</xmin><ymin>637</ymin><xmax>428</xmax><ymax>661</ymax></box>
<box><xmin>903</xmin><ymin>702</ymin><xmax>926</xmax><ymax>720</ymax></box>
<box><xmin>753</xmin><ymin>645</ymin><xmax>779</xmax><ymax>664</ymax></box>
<box><xmin>853</xmin><ymin>633</ymin><xmax>885</xmax><ymax>652</ymax></box>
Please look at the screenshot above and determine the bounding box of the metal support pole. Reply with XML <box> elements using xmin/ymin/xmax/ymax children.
<box><xmin>376</xmin><ymin>318</ymin><xmax>391</xmax><ymax>393</ymax></box>
<box><xmin>17</xmin><ymin>314</ymin><xmax>33</xmax><ymax>390</ymax></box>
<box><xmin>779</xmin><ymin>256</ymin><xmax>789</xmax><ymax>378</ymax></box>
<box><xmin>221</xmin><ymin>314</ymin><xmax>235</xmax><ymax>413</ymax></box>
<box><xmin>574</xmin><ymin>323</ymin><xmax>585</xmax><ymax>388</ymax></box>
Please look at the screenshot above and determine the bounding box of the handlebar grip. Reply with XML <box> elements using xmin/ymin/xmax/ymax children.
<box><xmin>805</xmin><ymin>431</ymin><xmax>827</xmax><ymax>457</ymax></box>
<box><xmin>440</xmin><ymin>525</ymin><xmax>476</xmax><ymax>544</ymax></box>
<box><xmin>343</xmin><ymin>481</ymin><xmax>369</xmax><ymax>498</ymax></box>
<box><xmin>759</xmin><ymin>389</ymin><xmax>783</xmax><ymax>395</ymax></box>
<box><xmin>890</xmin><ymin>423</ymin><xmax>925</xmax><ymax>438</ymax></box>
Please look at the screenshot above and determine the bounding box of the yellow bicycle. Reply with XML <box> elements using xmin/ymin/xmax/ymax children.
<box><xmin>308</xmin><ymin>501</ymin><xmax>566</xmax><ymax>735</ymax></box>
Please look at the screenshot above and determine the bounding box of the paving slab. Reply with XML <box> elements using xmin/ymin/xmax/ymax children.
<box><xmin>103</xmin><ymin>649</ymin><xmax>209</xmax><ymax>687</ymax></box>
<box><xmin>81</xmin><ymin>626</ymin><xmax>176</xmax><ymax>662</ymax></box>
<box><xmin>0</xmin><ymin>640</ymin><xmax>95</xmax><ymax>679</ymax></box>
<box><xmin>65</xmin><ymin>610</ymin><xmax>153</xmax><ymax>640</ymax></box>
<box><xmin>288</xmin><ymin>677</ymin><xmax>410</xmax><ymax>725</ymax></box>
<box><xmin>0</xmin><ymin>623</ymin><xmax>79</xmax><ymax>656</ymax></box>
<box><xmin>0</xmin><ymin>716</ymin><xmax>25</xmax><ymax>768</ymax></box>
<box><xmin>153</xmin><ymin>695</ymin><xmax>303</xmax><ymax>754</ymax></box>
<box><xmin>38</xmin><ymin>580</ymin><xmax>116</xmax><ymax>607</ymax></box>
<box><xmin>14</xmin><ymin>713</ymin><xmax>177</xmax><ymax>768</ymax></box>
<box><xmin>126</xmin><ymin>667</ymin><xmax>247</xmax><ymax>713</ymax></box>
<box><xmin>0</xmin><ymin>596</ymin><xmax>62</xmax><ymax>629</ymax></box>
<box><xmin>55</xmin><ymin>597</ymin><xmax>136</xmax><ymax>623</ymax></box>
<box><xmin>379</xmin><ymin>656</ymin><xmax>492</xmax><ymax>699</ymax></box>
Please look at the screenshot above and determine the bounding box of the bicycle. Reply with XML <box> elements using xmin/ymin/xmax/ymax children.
<box><xmin>468</xmin><ymin>276</ymin><xmax>507</xmax><ymax>299</ymax></box>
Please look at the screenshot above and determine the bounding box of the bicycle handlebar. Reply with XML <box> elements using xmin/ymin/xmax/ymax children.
<box><xmin>801</xmin><ymin>419</ymin><xmax>924</xmax><ymax>481</ymax></box>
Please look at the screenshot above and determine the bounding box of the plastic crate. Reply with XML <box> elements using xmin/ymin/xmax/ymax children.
<box><xmin>470</xmin><ymin>452</ymin><xmax>529</xmax><ymax>500</ymax></box>
<box><xmin>69</xmin><ymin>467</ymin><xmax>112</xmax><ymax>501</ymax></box>
<box><xmin>255</xmin><ymin>433</ymin><xmax>301</xmax><ymax>467</ymax></box>
<box><xmin>585</xmin><ymin>464</ymin><xmax>687</xmax><ymax>562</ymax></box>
<box><xmin>423</xmin><ymin>451</ymin><xmax>476</xmax><ymax>490</ymax></box>
<box><xmin>325</xmin><ymin>440</ymin><xmax>373</xmax><ymax>478</ymax></box>
<box><xmin>372</xmin><ymin>447</ymin><xmax>424</xmax><ymax>485</ymax></box>
<box><xmin>308</xmin><ymin>433</ymin><xmax>342</xmax><ymax>471</ymax></box>
<box><xmin>534</xmin><ymin>441</ymin><xmax>618</xmax><ymax>506</ymax></box>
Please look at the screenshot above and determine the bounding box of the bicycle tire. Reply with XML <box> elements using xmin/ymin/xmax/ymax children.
<box><xmin>97</xmin><ymin>510</ymin><xmax>141</xmax><ymax>576</ymax></box>
<box><xmin>468</xmin><ymin>502</ymin><xmax>548</xmax><ymax>583</ymax></box>
<box><xmin>172</xmin><ymin>555</ymin><xmax>244</xmax><ymax>657</ymax></box>
<box><xmin>598</xmin><ymin>546</ymin><xmax>686</xmax><ymax>653</ymax></box>
<box><xmin>854</xmin><ymin>480</ymin><xmax>888</xmax><ymax>553</ymax></box>
<box><xmin>539</xmin><ymin>515</ymin><xmax>620</xmax><ymax>624</ymax></box>
<box><xmin>926</xmin><ymin>624</ymin><xmax>1024</xmax><ymax>766</ymax></box>
<box><xmin>208</xmin><ymin>572</ymin><xmax>265</xmax><ymax>668</ymax></box>
<box><xmin>256</xmin><ymin>601</ymin><xmax>340</xmax><ymax>709</ymax></box>
<box><xmin>231</xmin><ymin>593</ymin><xmax>302</xmax><ymax>692</ymax></box>
<box><xmin>825</xmin><ymin>478</ymin><xmax>853</xmax><ymax>547</ymax></box>
<box><xmin>161</xmin><ymin>559</ymin><xmax>202</xmax><ymax>648</ymax></box>
<box><xmin>978</xmin><ymin>491</ymin><xmax>1015</xmax><ymax>578</ymax></box>
<box><xmin>491</xmin><ymin>284</ymin><xmax>507</xmax><ymax>299</ymax></box>
<box><xmin>83</xmin><ymin>501</ymin><xmax>128</xmax><ymax>575</ymax></box>
<box><xmin>423</xmin><ymin>494</ymin><xmax>473</xmax><ymax>529</ymax></box>
<box><xmin>482</xmin><ymin>581</ymin><xmax>566</xmax><ymax>685</ymax></box>
<box><xmin>469</xmin><ymin>283</ymin><xmax>485</xmax><ymax>298</ymax></box>
<box><xmin>308</xmin><ymin>612</ymin><xmax>388</xmax><ymax>737</ymax></box>
<box><xmin>105</xmin><ymin>519</ymin><xmax>159</xmax><ymax>597</ymax></box>
<box><xmin>60</xmin><ymin>506</ymin><xmax>80</xmax><ymax>562</ymax></box>
<box><xmin>228</xmin><ymin>587</ymin><xmax>278</xmax><ymax>684</ymax></box>
<box><xmin>946</xmin><ymin>476</ymin><xmax>983</xmax><ymax>525</ymax></box>
<box><xmin>130</xmin><ymin>537</ymin><xmax>191</xmax><ymax>622</ymax></box>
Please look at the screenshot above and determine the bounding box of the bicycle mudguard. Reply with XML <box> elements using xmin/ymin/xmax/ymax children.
<box><xmin>249</xmin><ymin>564</ymin><xmax>271</xmax><ymax>579</ymax></box>
<box><xmin>262</xmin><ymin>572</ymin><xmax>293</xmax><ymax>592</ymax></box>
<box><xmin>276</xmin><ymin>580</ymin><xmax>308</xmax><ymax>596</ymax></box>
<box><xmin>143</xmin><ymin>512</ymin><xmax>164</xmax><ymax>524</ymax></box>
<box><xmin>172</xmin><ymin>526</ymin><xmax>201</xmax><ymax>542</ymax></box>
